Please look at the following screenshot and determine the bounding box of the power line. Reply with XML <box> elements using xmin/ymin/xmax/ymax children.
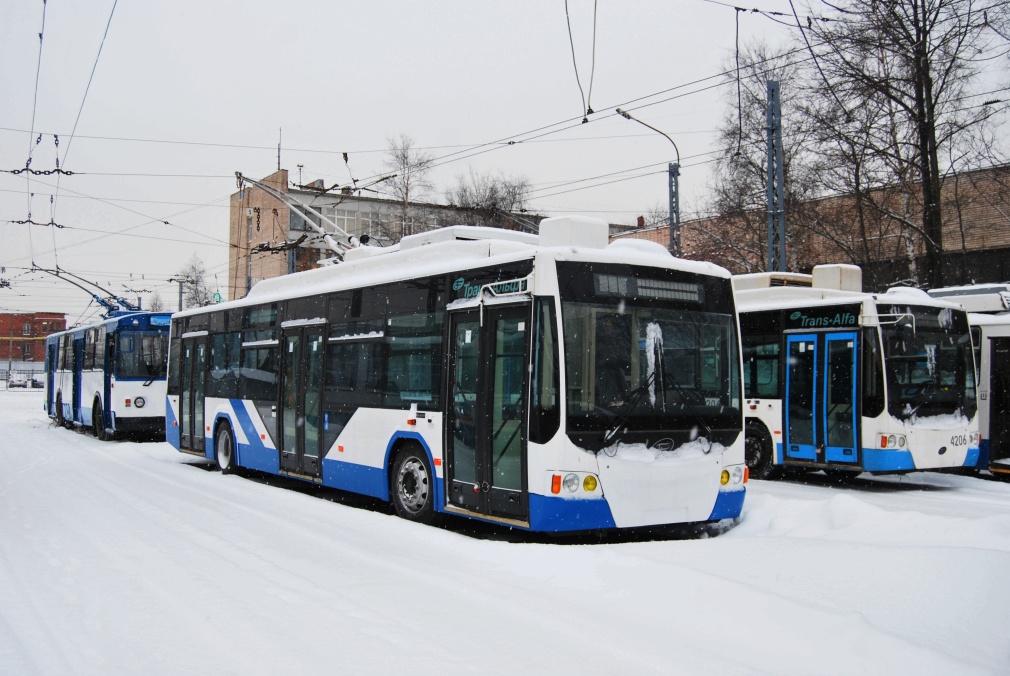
<box><xmin>57</xmin><ymin>0</ymin><xmax>118</xmax><ymax>172</ymax></box>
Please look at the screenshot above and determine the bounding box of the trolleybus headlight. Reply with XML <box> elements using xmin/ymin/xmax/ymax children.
<box><xmin>583</xmin><ymin>475</ymin><xmax>598</xmax><ymax>492</ymax></box>
<box><xmin>563</xmin><ymin>473</ymin><xmax>580</xmax><ymax>493</ymax></box>
<box><xmin>731</xmin><ymin>466</ymin><xmax>744</xmax><ymax>484</ymax></box>
<box><xmin>898</xmin><ymin>435</ymin><xmax>906</xmax><ymax>448</ymax></box>
<box><xmin>887</xmin><ymin>434</ymin><xmax>897</xmax><ymax>448</ymax></box>
<box><xmin>134</xmin><ymin>396</ymin><xmax>146</xmax><ymax>409</ymax></box>
<box><xmin>720</xmin><ymin>470</ymin><xmax>730</xmax><ymax>485</ymax></box>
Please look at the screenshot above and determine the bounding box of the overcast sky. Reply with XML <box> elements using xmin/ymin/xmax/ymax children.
<box><xmin>0</xmin><ymin>1</ymin><xmax>890</xmax><ymax>321</ymax></box>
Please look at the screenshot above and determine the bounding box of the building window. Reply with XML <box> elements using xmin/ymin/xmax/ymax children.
<box><xmin>22</xmin><ymin>343</ymin><xmax>32</xmax><ymax>359</ymax></box>
<box><xmin>22</xmin><ymin>323</ymin><xmax>30</xmax><ymax>336</ymax></box>
<box><xmin>335</xmin><ymin>209</ymin><xmax>356</xmax><ymax>238</ymax></box>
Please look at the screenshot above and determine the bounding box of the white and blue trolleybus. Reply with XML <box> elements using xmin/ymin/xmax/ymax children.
<box><xmin>927</xmin><ymin>283</ymin><xmax>1010</xmax><ymax>480</ymax></box>
<box><xmin>735</xmin><ymin>264</ymin><xmax>979</xmax><ymax>479</ymax></box>
<box><xmin>45</xmin><ymin>311</ymin><xmax>172</xmax><ymax>439</ymax></box>
<box><xmin>166</xmin><ymin>217</ymin><xmax>747</xmax><ymax>531</ymax></box>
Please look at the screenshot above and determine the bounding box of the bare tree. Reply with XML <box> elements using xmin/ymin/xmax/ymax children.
<box><xmin>177</xmin><ymin>254</ymin><xmax>212</xmax><ymax>309</ymax></box>
<box><xmin>701</xmin><ymin>43</ymin><xmax>823</xmax><ymax>272</ymax></box>
<box><xmin>147</xmin><ymin>291</ymin><xmax>165</xmax><ymax>312</ymax></box>
<box><xmin>383</xmin><ymin>134</ymin><xmax>434</xmax><ymax>240</ymax></box>
<box><xmin>445</xmin><ymin>169</ymin><xmax>532</xmax><ymax>229</ymax></box>
<box><xmin>803</xmin><ymin>0</ymin><xmax>1009</xmax><ymax>287</ymax></box>
<box><xmin>705</xmin><ymin>4</ymin><xmax>1008</xmax><ymax>286</ymax></box>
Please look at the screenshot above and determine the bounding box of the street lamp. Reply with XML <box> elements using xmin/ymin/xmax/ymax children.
<box><xmin>616</xmin><ymin>108</ymin><xmax>681</xmax><ymax>257</ymax></box>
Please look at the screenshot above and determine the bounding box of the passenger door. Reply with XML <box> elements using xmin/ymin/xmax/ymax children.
<box><xmin>823</xmin><ymin>332</ymin><xmax>858</xmax><ymax>464</ymax></box>
<box><xmin>179</xmin><ymin>334</ymin><xmax>208</xmax><ymax>453</ymax></box>
<box><xmin>784</xmin><ymin>332</ymin><xmax>859</xmax><ymax>465</ymax></box>
<box><xmin>785</xmin><ymin>334</ymin><xmax>818</xmax><ymax>461</ymax></box>
<box><xmin>278</xmin><ymin>324</ymin><xmax>325</xmax><ymax>478</ymax></box>
<box><xmin>446</xmin><ymin>305</ymin><xmax>530</xmax><ymax>523</ymax></box>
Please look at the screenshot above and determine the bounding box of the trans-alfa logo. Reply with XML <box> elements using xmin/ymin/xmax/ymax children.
<box><xmin>789</xmin><ymin>310</ymin><xmax>857</xmax><ymax>328</ymax></box>
<box><xmin>453</xmin><ymin>277</ymin><xmax>480</xmax><ymax>298</ymax></box>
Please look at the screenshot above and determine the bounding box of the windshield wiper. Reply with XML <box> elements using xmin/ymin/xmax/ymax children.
<box><xmin>601</xmin><ymin>370</ymin><xmax>657</xmax><ymax>447</ymax></box>
<box><xmin>662</xmin><ymin>368</ymin><xmax>713</xmax><ymax>439</ymax></box>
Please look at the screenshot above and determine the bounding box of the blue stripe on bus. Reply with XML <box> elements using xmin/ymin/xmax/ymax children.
<box><xmin>321</xmin><ymin>461</ymin><xmax>389</xmax><ymax>500</ymax></box>
<box><xmin>964</xmin><ymin>446</ymin><xmax>980</xmax><ymax>468</ymax></box>
<box><xmin>318</xmin><ymin>432</ymin><xmax>442</xmax><ymax>504</ymax></box>
<box><xmin>977</xmin><ymin>440</ymin><xmax>990</xmax><ymax>468</ymax></box>
<box><xmin>165</xmin><ymin>399</ymin><xmax>180</xmax><ymax>447</ymax></box>
<box><xmin>229</xmin><ymin>401</ymin><xmax>279</xmax><ymax>474</ymax></box>
<box><xmin>861</xmin><ymin>448</ymin><xmax>915</xmax><ymax>472</ymax></box>
<box><xmin>528</xmin><ymin>494</ymin><xmax>617</xmax><ymax>531</ymax></box>
<box><xmin>707</xmin><ymin>488</ymin><xmax>746</xmax><ymax>521</ymax></box>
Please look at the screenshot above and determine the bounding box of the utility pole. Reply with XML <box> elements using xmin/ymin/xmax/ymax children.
<box><xmin>766</xmin><ymin>81</ymin><xmax>786</xmax><ymax>272</ymax></box>
<box><xmin>616</xmin><ymin>108</ymin><xmax>681</xmax><ymax>257</ymax></box>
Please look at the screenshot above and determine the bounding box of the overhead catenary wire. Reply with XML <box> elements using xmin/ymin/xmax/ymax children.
<box><xmin>23</xmin><ymin>1</ymin><xmax>50</xmax><ymax>268</ymax></box>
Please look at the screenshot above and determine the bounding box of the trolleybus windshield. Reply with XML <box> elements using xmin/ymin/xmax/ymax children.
<box><xmin>116</xmin><ymin>331</ymin><xmax>169</xmax><ymax>379</ymax></box>
<box><xmin>879</xmin><ymin>303</ymin><xmax>977</xmax><ymax>420</ymax></box>
<box><xmin>557</xmin><ymin>262</ymin><xmax>741</xmax><ymax>450</ymax></box>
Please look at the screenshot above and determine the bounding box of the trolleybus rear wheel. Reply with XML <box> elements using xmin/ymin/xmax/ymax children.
<box><xmin>55</xmin><ymin>393</ymin><xmax>66</xmax><ymax>428</ymax></box>
<box><xmin>92</xmin><ymin>400</ymin><xmax>108</xmax><ymax>441</ymax></box>
<box><xmin>745</xmin><ymin>421</ymin><xmax>780</xmax><ymax>480</ymax></box>
<box><xmin>391</xmin><ymin>443</ymin><xmax>436</xmax><ymax>524</ymax></box>
<box><xmin>215</xmin><ymin>423</ymin><xmax>236</xmax><ymax>474</ymax></box>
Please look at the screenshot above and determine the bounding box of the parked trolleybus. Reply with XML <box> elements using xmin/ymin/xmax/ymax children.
<box><xmin>927</xmin><ymin>283</ymin><xmax>1010</xmax><ymax>480</ymax></box>
<box><xmin>46</xmin><ymin>311</ymin><xmax>172</xmax><ymax>439</ymax></box>
<box><xmin>735</xmin><ymin>264</ymin><xmax>979</xmax><ymax>480</ymax></box>
<box><xmin>166</xmin><ymin>217</ymin><xmax>747</xmax><ymax>532</ymax></box>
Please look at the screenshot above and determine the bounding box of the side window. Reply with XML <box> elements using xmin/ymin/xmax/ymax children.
<box><xmin>167</xmin><ymin>338</ymin><xmax>181</xmax><ymax>394</ymax></box>
<box><xmin>385</xmin><ymin>310</ymin><xmax>444</xmax><ymax>410</ymax></box>
<box><xmin>209</xmin><ymin>331</ymin><xmax>242</xmax><ymax>398</ymax></box>
<box><xmin>530</xmin><ymin>298</ymin><xmax>560</xmax><ymax>444</ymax></box>
<box><xmin>862</xmin><ymin>327</ymin><xmax>885</xmax><ymax>418</ymax></box>
<box><xmin>240</xmin><ymin>329</ymin><xmax>278</xmax><ymax>401</ymax></box>
<box><xmin>95</xmin><ymin>327</ymin><xmax>106</xmax><ymax>368</ymax></box>
<box><xmin>742</xmin><ymin>334</ymin><xmax>779</xmax><ymax>399</ymax></box>
<box><xmin>325</xmin><ymin>320</ymin><xmax>385</xmax><ymax>409</ymax></box>
<box><xmin>83</xmin><ymin>329</ymin><xmax>96</xmax><ymax>370</ymax></box>
<box><xmin>60</xmin><ymin>335</ymin><xmax>73</xmax><ymax>370</ymax></box>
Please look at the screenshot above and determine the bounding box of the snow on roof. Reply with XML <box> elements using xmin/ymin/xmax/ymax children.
<box><xmin>928</xmin><ymin>283</ymin><xmax>1010</xmax><ymax>313</ymax></box>
<box><xmin>175</xmin><ymin>224</ymin><xmax>731</xmax><ymax>319</ymax></box>
<box><xmin>736</xmin><ymin>283</ymin><xmax>963</xmax><ymax>314</ymax></box>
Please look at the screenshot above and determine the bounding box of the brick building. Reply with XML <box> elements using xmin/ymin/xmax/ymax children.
<box><xmin>616</xmin><ymin>164</ymin><xmax>1010</xmax><ymax>291</ymax></box>
<box><xmin>1</xmin><ymin>312</ymin><xmax>66</xmax><ymax>376</ymax></box>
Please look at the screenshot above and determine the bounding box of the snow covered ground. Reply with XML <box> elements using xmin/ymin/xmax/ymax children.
<box><xmin>2</xmin><ymin>388</ymin><xmax>1009</xmax><ymax>675</ymax></box>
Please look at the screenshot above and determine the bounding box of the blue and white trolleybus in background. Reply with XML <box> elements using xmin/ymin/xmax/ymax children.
<box><xmin>45</xmin><ymin>311</ymin><xmax>171</xmax><ymax>440</ymax></box>
<box><xmin>927</xmin><ymin>283</ymin><xmax>1010</xmax><ymax>480</ymax></box>
<box><xmin>735</xmin><ymin>264</ymin><xmax>979</xmax><ymax>480</ymax></box>
<box><xmin>166</xmin><ymin>217</ymin><xmax>747</xmax><ymax>532</ymax></box>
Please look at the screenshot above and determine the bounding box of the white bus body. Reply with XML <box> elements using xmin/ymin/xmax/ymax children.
<box><xmin>45</xmin><ymin>312</ymin><xmax>171</xmax><ymax>439</ymax></box>
<box><xmin>737</xmin><ymin>266</ymin><xmax>979</xmax><ymax>478</ymax></box>
<box><xmin>167</xmin><ymin>218</ymin><xmax>748</xmax><ymax>532</ymax></box>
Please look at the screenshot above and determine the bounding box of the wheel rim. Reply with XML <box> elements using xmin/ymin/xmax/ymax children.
<box><xmin>218</xmin><ymin>431</ymin><xmax>232</xmax><ymax>469</ymax></box>
<box><xmin>396</xmin><ymin>457</ymin><xmax>429</xmax><ymax>513</ymax></box>
<box><xmin>746</xmin><ymin>434</ymin><xmax>764</xmax><ymax>468</ymax></box>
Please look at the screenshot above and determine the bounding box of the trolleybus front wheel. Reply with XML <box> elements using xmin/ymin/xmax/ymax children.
<box><xmin>214</xmin><ymin>423</ymin><xmax>236</xmax><ymax>474</ymax></box>
<box><xmin>391</xmin><ymin>443</ymin><xmax>436</xmax><ymax>524</ymax></box>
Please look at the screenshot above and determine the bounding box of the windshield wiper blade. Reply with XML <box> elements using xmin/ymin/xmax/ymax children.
<box><xmin>601</xmin><ymin>370</ymin><xmax>656</xmax><ymax>447</ymax></box>
<box><xmin>662</xmin><ymin>368</ymin><xmax>713</xmax><ymax>439</ymax></box>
